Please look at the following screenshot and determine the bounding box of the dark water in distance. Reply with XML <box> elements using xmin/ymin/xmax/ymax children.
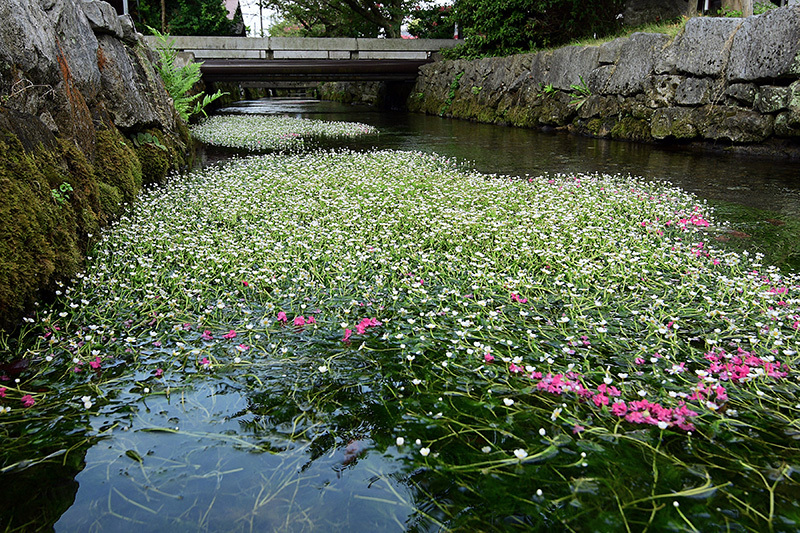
<box><xmin>220</xmin><ymin>98</ymin><xmax>800</xmax><ymax>217</ymax></box>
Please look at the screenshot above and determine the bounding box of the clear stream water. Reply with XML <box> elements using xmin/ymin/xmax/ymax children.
<box><xmin>4</xmin><ymin>99</ymin><xmax>799</xmax><ymax>532</ymax></box>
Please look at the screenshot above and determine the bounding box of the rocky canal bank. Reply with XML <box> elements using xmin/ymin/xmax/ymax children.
<box><xmin>405</xmin><ymin>6</ymin><xmax>800</xmax><ymax>156</ymax></box>
<box><xmin>0</xmin><ymin>0</ymin><xmax>191</xmax><ymax>331</ymax></box>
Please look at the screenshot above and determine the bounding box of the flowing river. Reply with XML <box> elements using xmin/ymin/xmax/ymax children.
<box><xmin>3</xmin><ymin>98</ymin><xmax>799</xmax><ymax>532</ymax></box>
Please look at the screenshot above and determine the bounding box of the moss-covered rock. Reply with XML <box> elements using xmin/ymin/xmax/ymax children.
<box><xmin>95</xmin><ymin>127</ymin><xmax>142</xmax><ymax>203</ymax></box>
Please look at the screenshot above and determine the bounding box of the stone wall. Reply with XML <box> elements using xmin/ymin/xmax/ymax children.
<box><xmin>0</xmin><ymin>0</ymin><xmax>191</xmax><ymax>332</ymax></box>
<box><xmin>407</xmin><ymin>6</ymin><xmax>800</xmax><ymax>156</ymax></box>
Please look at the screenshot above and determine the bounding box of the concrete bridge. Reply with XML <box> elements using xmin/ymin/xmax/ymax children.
<box><xmin>143</xmin><ymin>36</ymin><xmax>459</xmax><ymax>83</ymax></box>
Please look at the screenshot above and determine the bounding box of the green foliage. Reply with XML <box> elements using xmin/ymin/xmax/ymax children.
<box><xmin>50</xmin><ymin>182</ymin><xmax>73</xmax><ymax>206</ymax></box>
<box><xmin>132</xmin><ymin>132</ymin><xmax>167</xmax><ymax>151</ymax></box>
<box><xmin>264</xmin><ymin>0</ymin><xmax>413</xmax><ymax>38</ymax></box>
<box><xmin>569</xmin><ymin>75</ymin><xmax>591</xmax><ymax>109</ymax></box>
<box><xmin>445</xmin><ymin>0</ymin><xmax>625</xmax><ymax>58</ymax></box>
<box><xmin>439</xmin><ymin>71</ymin><xmax>464</xmax><ymax>115</ymax></box>
<box><xmin>719</xmin><ymin>1</ymin><xmax>776</xmax><ymax>17</ymax></box>
<box><xmin>407</xmin><ymin>4</ymin><xmax>456</xmax><ymax>39</ymax></box>
<box><xmin>538</xmin><ymin>83</ymin><xmax>556</xmax><ymax>97</ymax></box>
<box><xmin>132</xmin><ymin>0</ymin><xmax>242</xmax><ymax>36</ymax></box>
<box><xmin>149</xmin><ymin>28</ymin><xmax>227</xmax><ymax>122</ymax></box>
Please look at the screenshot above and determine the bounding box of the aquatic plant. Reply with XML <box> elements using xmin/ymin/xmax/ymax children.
<box><xmin>190</xmin><ymin>114</ymin><xmax>379</xmax><ymax>152</ymax></box>
<box><xmin>1</xmin><ymin>150</ymin><xmax>798</xmax><ymax>531</ymax></box>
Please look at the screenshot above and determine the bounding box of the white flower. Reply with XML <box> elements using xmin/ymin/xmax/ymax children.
<box><xmin>318</xmin><ymin>365</ymin><xmax>328</xmax><ymax>373</ymax></box>
<box><xmin>503</xmin><ymin>398</ymin><xmax>515</xmax><ymax>406</ymax></box>
<box><xmin>396</xmin><ymin>437</ymin><xmax>405</xmax><ymax>446</ymax></box>
<box><xmin>420</xmin><ymin>447</ymin><xmax>430</xmax><ymax>457</ymax></box>
<box><xmin>513</xmin><ymin>449</ymin><xmax>528</xmax><ymax>460</ymax></box>
<box><xmin>481</xmin><ymin>446</ymin><xmax>491</xmax><ymax>453</ymax></box>
<box><xmin>538</xmin><ymin>428</ymin><xmax>546</xmax><ymax>436</ymax></box>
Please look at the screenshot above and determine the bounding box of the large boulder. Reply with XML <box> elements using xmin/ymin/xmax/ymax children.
<box><xmin>593</xmin><ymin>33</ymin><xmax>672</xmax><ymax>95</ymax></box>
<box><xmin>664</xmin><ymin>17</ymin><xmax>742</xmax><ymax>77</ymax></box>
<box><xmin>727</xmin><ymin>5</ymin><xmax>800</xmax><ymax>82</ymax></box>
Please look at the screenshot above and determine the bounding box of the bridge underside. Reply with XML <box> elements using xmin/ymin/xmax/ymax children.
<box><xmin>200</xmin><ymin>59</ymin><xmax>430</xmax><ymax>83</ymax></box>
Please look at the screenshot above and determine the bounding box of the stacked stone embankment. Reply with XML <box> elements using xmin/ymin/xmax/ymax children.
<box><xmin>0</xmin><ymin>0</ymin><xmax>191</xmax><ymax>332</ymax></box>
<box><xmin>408</xmin><ymin>6</ymin><xmax>800</xmax><ymax>155</ymax></box>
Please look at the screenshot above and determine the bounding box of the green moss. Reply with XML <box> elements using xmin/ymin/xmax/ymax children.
<box><xmin>95</xmin><ymin>128</ymin><xmax>142</xmax><ymax>203</ymax></box>
<box><xmin>136</xmin><ymin>143</ymin><xmax>169</xmax><ymax>186</ymax></box>
<box><xmin>97</xmin><ymin>181</ymin><xmax>124</xmax><ymax>219</ymax></box>
<box><xmin>610</xmin><ymin>117</ymin><xmax>653</xmax><ymax>142</ymax></box>
<box><xmin>585</xmin><ymin>118</ymin><xmax>603</xmax><ymax>136</ymax></box>
<box><xmin>0</xmin><ymin>132</ymin><xmax>82</xmax><ymax>330</ymax></box>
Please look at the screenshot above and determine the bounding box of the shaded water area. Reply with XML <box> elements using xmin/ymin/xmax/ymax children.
<box><xmin>2</xmin><ymin>99</ymin><xmax>800</xmax><ymax>532</ymax></box>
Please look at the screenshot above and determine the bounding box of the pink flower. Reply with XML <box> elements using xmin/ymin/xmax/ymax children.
<box><xmin>307</xmin><ymin>316</ymin><xmax>316</xmax><ymax>324</ymax></box>
<box><xmin>592</xmin><ymin>393</ymin><xmax>609</xmax><ymax>407</ymax></box>
<box><xmin>509</xmin><ymin>363</ymin><xmax>524</xmax><ymax>373</ymax></box>
<box><xmin>155</xmin><ymin>368</ymin><xmax>164</xmax><ymax>377</ymax></box>
<box><xmin>242</xmin><ymin>281</ymin><xmax>249</xmax><ymax>287</ymax></box>
<box><xmin>611</xmin><ymin>402</ymin><xmax>628</xmax><ymax>416</ymax></box>
<box><xmin>293</xmin><ymin>316</ymin><xmax>306</xmax><ymax>327</ymax></box>
<box><xmin>201</xmin><ymin>330</ymin><xmax>213</xmax><ymax>341</ymax></box>
<box><xmin>484</xmin><ymin>353</ymin><xmax>494</xmax><ymax>363</ymax></box>
<box><xmin>572</xmin><ymin>424</ymin><xmax>585</xmax><ymax>434</ymax></box>
<box><xmin>89</xmin><ymin>357</ymin><xmax>102</xmax><ymax>370</ymax></box>
<box><xmin>342</xmin><ymin>329</ymin><xmax>352</xmax><ymax>342</ymax></box>
<box><xmin>236</xmin><ymin>344</ymin><xmax>249</xmax><ymax>352</ymax></box>
<box><xmin>200</xmin><ymin>357</ymin><xmax>211</xmax><ymax>368</ymax></box>
<box><xmin>21</xmin><ymin>395</ymin><xmax>35</xmax><ymax>408</ymax></box>
<box><xmin>277</xmin><ymin>311</ymin><xmax>288</xmax><ymax>323</ymax></box>
<box><xmin>223</xmin><ymin>330</ymin><xmax>237</xmax><ymax>340</ymax></box>
<box><xmin>0</xmin><ymin>387</ymin><xmax>5</xmax><ymax>397</ymax></box>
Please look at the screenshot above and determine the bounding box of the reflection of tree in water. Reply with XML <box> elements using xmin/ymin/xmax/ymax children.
<box><xmin>0</xmin><ymin>436</ymin><xmax>89</xmax><ymax>531</ymax></box>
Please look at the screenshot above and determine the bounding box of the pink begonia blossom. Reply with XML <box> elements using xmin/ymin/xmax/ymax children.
<box><xmin>21</xmin><ymin>395</ymin><xmax>35</xmax><ymax>408</ymax></box>
<box><xmin>200</xmin><ymin>357</ymin><xmax>211</xmax><ymax>368</ymax></box>
<box><xmin>572</xmin><ymin>424</ymin><xmax>585</xmax><ymax>434</ymax></box>
<box><xmin>611</xmin><ymin>402</ymin><xmax>627</xmax><ymax>417</ymax></box>
<box><xmin>484</xmin><ymin>353</ymin><xmax>495</xmax><ymax>363</ymax></box>
<box><xmin>155</xmin><ymin>368</ymin><xmax>164</xmax><ymax>377</ymax></box>
<box><xmin>201</xmin><ymin>330</ymin><xmax>213</xmax><ymax>341</ymax></box>
<box><xmin>89</xmin><ymin>357</ymin><xmax>102</xmax><ymax>369</ymax></box>
<box><xmin>293</xmin><ymin>316</ymin><xmax>306</xmax><ymax>327</ymax></box>
<box><xmin>223</xmin><ymin>330</ymin><xmax>237</xmax><ymax>340</ymax></box>
<box><xmin>342</xmin><ymin>329</ymin><xmax>352</xmax><ymax>342</ymax></box>
<box><xmin>277</xmin><ymin>311</ymin><xmax>288</xmax><ymax>323</ymax></box>
<box><xmin>0</xmin><ymin>387</ymin><xmax>6</xmax><ymax>398</ymax></box>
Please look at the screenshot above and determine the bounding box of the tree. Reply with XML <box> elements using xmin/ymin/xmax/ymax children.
<box><xmin>262</xmin><ymin>0</ymin><xmax>415</xmax><ymax>38</ymax></box>
<box><xmin>448</xmin><ymin>0</ymin><xmax>625</xmax><ymax>57</ymax></box>
<box><xmin>130</xmin><ymin>0</ymin><xmax>243</xmax><ymax>36</ymax></box>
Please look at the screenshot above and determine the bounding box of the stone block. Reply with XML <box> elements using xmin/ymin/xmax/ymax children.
<box><xmin>81</xmin><ymin>0</ymin><xmax>123</xmax><ymax>38</ymax></box>
<box><xmin>598</xmin><ymin>38</ymin><xmax>625</xmax><ymax>65</ymax></box>
<box><xmin>651</xmin><ymin>107</ymin><xmax>697</xmax><ymax>139</ymax></box>
<box><xmin>754</xmin><ymin>85</ymin><xmax>791</xmax><ymax>113</ymax></box>
<box><xmin>669</xmin><ymin>17</ymin><xmax>741</xmax><ymax>77</ymax></box>
<box><xmin>698</xmin><ymin>105</ymin><xmax>774</xmax><ymax>142</ymax></box>
<box><xmin>725</xmin><ymin>83</ymin><xmax>758</xmax><ymax>106</ymax></box>
<box><xmin>643</xmin><ymin>75</ymin><xmax>682</xmax><ymax>107</ymax></box>
<box><xmin>675</xmin><ymin>77</ymin><xmax>713</xmax><ymax>106</ymax></box>
<box><xmin>118</xmin><ymin>14</ymin><xmax>137</xmax><ymax>44</ymax></box>
<box><xmin>545</xmin><ymin>45</ymin><xmax>599</xmax><ymax>91</ymax></box>
<box><xmin>604</xmin><ymin>33</ymin><xmax>672</xmax><ymax>96</ymax></box>
<box><xmin>727</xmin><ymin>5</ymin><xmax>800</xmax><ymax>81</ymax></box>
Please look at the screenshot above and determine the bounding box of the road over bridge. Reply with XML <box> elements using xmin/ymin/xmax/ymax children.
<box><xmin>143</xmin><ymin>37</ymin><xmax>460</xmax><ymax>83</ymax></box>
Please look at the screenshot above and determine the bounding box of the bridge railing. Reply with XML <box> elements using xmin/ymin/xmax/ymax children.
<box><xmin>143</xmin><ymin>36</ymin><xmax>460</xmax><ymax>61</ymax></box>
